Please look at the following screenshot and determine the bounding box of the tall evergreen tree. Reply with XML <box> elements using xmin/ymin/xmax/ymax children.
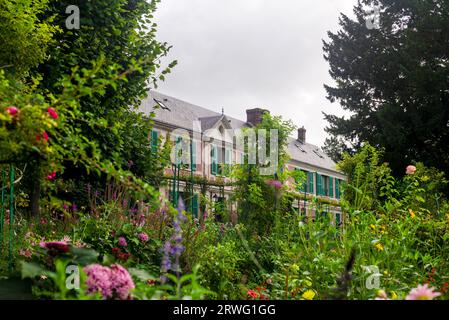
<box><xmin>323</xmin><ymin>0</ymin><xmax>449</xmax><ymax>176</ymax></box>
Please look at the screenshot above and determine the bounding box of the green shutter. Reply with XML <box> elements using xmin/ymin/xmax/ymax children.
<box><xmin>336</xmin><ymin>179</ymin><xmax>340</xmax><ymax>199</ymax></box>
<box><xmin>191</xmin><ymin>141</ymin><xmax>197</xmax><ymax>171</ymax></box>
<box><xmin>211</xmin><ymin>145</ymin><xmax>218</xmax><ymax>175</ymax></box>
<box><xmin>329</xmin><ymin>177</ymin><xmax>334</xmax><ymax>198</ymax></box>
<box><xmin>151</xmin><ymin>130</ymin><xmax>158</xmax><ymax>154</ymax></box>
<box><xmin>335</xmin><ymin>213</ymin><xmax>341</xmax><ymax>225</ymax></box>
<box><xmin>224</xmin><ymin>148</ymin><xmax>231</xmax><ymax>176</ymax></box>
<box><xmin>308</xmin><ymin>172</ymin><xmax>314</xmax><ymax>194</ymax></box>
<box><xmin>175</xmin><ymin>136</ymin><xmax>183</xmax><ymax>164</ymax></box>
<box><xmin>316</xmin><ymin>173</ymin><xmax>322</xmax><ymax>195</ymax></box>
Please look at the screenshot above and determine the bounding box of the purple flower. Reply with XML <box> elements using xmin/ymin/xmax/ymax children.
<box><xmin>159</xmin><ymin>199</ymin><xmax>187</xmax><ymax>281</ymax></box>
<box><xmin>138</xmin><ymin>232</ymin><xmax>149</xmax><ymax>243</ymax></box>
<box><xmin>265</xmin><ymin>179</ymin><xmax>283</xmax><ymax>190</ymax></box>
<box><xmin>63</xmin><ymin>204</ymin><xmax>69</xmax><ymax>210</ymax></box>
<box><xmin>72</xmin><ymin>204</ymin><xmax>78</xmax><ymax>212</ymax></box>
<box><xmin>118</xmin><ymin>237</ymin><xmax>127</xmax><ymax>247</ymax></box>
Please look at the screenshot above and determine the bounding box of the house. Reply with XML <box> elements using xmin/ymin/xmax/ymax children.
<box><xmin>138</xmin><ymin>91</ymin><xmax>345</xmax><ymax>224</ymax></box>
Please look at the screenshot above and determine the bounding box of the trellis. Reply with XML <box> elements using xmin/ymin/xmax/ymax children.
<box><xmin>0</xmin><ymin>165</ymin><xmax>15</xmax><ymax>271</ymax></box>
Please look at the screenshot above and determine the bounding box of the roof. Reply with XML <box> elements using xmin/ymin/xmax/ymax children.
<box><xmin>286</xmin><ymin>137</ymin><xmax>338</xmax><ymax>172</ymax></box>
<box><xmin>138</xmin><ymin>91</ymin><xmax>249</xmax><ymax>131</ymax></box>
<box><xmin>138</xmin><ymin>90</ymin><xmax>339</xmax><ymax>173</ymax></box>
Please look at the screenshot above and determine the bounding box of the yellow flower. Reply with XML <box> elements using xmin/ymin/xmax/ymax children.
<box><xmin>302</xmin><ymin>290</ymin><xmax>316</xmax><ymax>300</ymax></box>
<box><xmin>375</xmin><ymin>243</ymin><xmax>384</xmax><ymax>251</ymax></box>
<box><xmin>408</xmin><ymin>209</ymin><xmax>416</xmax><ymax>219</ymax></box>
<box><xmin>391</xmin><ymin>291</ymin><xmax>398</xmax><ymax>300</ymax></box>
<box><xmin>445</xmin><ymin>214</ymin><xmax>449</xmax><ymax>221</ymax></box>
<box><xmin>290</xmin><ymin>264</ymin><xmax>300</xmax><ymax>272</ymax></box>
<box><xmin>369</xmin><ymin>224</ymin><xmax>376</xmax><ymax>230</ymax></box>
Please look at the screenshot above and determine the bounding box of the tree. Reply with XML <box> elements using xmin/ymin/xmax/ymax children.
<box><xmin>33</xmin><ymin>0</ymin><xmax>175</xmax><ymax>214</ymax></box>
<box><xmin>1</xmin><ymin>0</ymin><xmax>174</xmax><ymax>216</ymax></box>
<box><xmin>323</xmin><ymin>0</ymin><xmax>449</xmax><ymax>176</ymax></box>
<box><xmin>231</xmin><ymin>113</ymin><xmax>296</xmax><ymax>234</ymax></box>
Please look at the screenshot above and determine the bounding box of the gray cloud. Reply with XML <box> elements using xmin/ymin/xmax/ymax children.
<box><xmin>154</xmin><ymin>0</ymin><xmax>357</xmax><ymax>146</ymax></box>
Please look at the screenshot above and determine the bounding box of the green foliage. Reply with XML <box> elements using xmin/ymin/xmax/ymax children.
<box><xmin>323</xmin><ymin>0</ymin><xmax>449</xmax><ymax>177</ymax></box>
<box><xmin>231</xmin><ymin>113</ymin><xmax>296</xmax><ymax>234</ymax></box>
<box><xmin>0</xmin><ymin>0</ymin><xmax>58</xmax><ymax>78</ymax></box>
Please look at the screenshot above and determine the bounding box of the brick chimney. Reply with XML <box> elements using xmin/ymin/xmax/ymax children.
<box><xmin>297</xmin><ymin>126</ymin><xmax>306</xmax><ymax>143</ymax></box>
<box><xmin>246</xmin><ymin>108</ymin><xmax>269</xmax><ymax>126</ymax></box>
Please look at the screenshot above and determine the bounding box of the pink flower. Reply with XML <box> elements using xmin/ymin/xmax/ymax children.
<box><xmin>84</xmin><ymin>264</ymin><xmax>134</xmax><ymax>300</ymax></box>
<box><xmin>84</xmin><ymin>264</ymin><xmax>113</xmax><ymax>299</ymax></box>
<box><xmin>47</xmin><ymin>107</ymin><xmax>58</xmax><ymax>120</ymax></box>
<box><xmin>6</xmin><ymin>106</ymin><xmax>19</xmax><ymax>116</ymax></box>
<box><xmin>118</xmin><ymin>237</ymin><xmax>127</xmax><ymax>247</ymax></box>
<box><xmin>40</xmin><ymin>241</ymin><xmax>70</xmax><ymax>256</ymax></box>
<box><xmin>109</xmin><ymin>264</ymin><xmax>135</xmax><ymax>300</ymax></box>
<box><xmin>406</xmin><ymin>284</ymin><xmax>441</xmax><ymax>300</ymax></box>
<box><xmin>247</xmin><ymin>289</ymin><xmax>258</xmax><ymax>299</ymax></box>
<box><xmin>37</xmin><ymin>131</ymin><xmax>49</xmax><ymax>142</ymax></box>
<box><xmin>46</xmin><ymin>172</ymin><xmax>56</xmax><ymax>180</ymax></box>
<box><xmin>406</xmin><ymin>165</ymin><xmax>417</xmax><ymax>175</ymax></box>
<box><xmin>19</xmin><ymin>249</ymin><xmax>32</xmax><ymax>258</ymax></box>
<box><xmin>138</xmin><ymin>232</ymin><xmax>149</xmax><ymax>243</ymax></box>
<box><xmin>265</xmin><ymin>179</ymin><xmax>283</xmax><ymax>190</ymax></box>
<box><xmin>374</xmin><ymin>290</ymin><xmax>389</xmax><ymax>300</ymax></box>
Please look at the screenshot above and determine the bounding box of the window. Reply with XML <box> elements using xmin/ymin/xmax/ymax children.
<box><xmin>336</xmin><ymin>179</ymin><xmax>341</xmax><ymax>199</ymax></box>
<box><xmin>295</xmin><ymin>168</ymin><xmax>307</xmax><ymax>192</ymax></box>
<box><xmin>224</xmin><ymin>148</ymin><xmax>232</xmax><ymax>176</ymax></box>
<box><xmin>335</xmin><ymin>213</ymin><xmax>342</xmax><ymax>226</ymax></box>
<box><xmin>308</xmin><ymin>172</ymin><xmax>314</xmax><ymax>194</ymax></box>
<box><xmin>154</xmin><ymin>98</ymin><xmax>170</xmax><ymax>111</ymax></box>
<box><xmin>151</xmin><ymin>130</ymin><xmax>158</xmax><ymax>154</ymax></box>
<box><xmin>316</xmin><ymin>173</ymin><xmax>322</xmax><ymax>196</ymax></box>
<box><xmin>329</xmin><ymin>177</ymin><xmax>334</xmax><ymax>198</ymax></box>
<box><xmin>191</xmin><ymin>140</ymin><xmax>197</xmax><ymax>171</ymax></box>
<box><xmin>211</xmin><ymin>145</ymin><xmax>218</xmax><ymax>175</ymax></box>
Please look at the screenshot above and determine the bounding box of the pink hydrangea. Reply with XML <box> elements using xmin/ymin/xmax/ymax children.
<box><xmin>84</xmin><ymin>264</ymin><xmax>113</xmax><ymax>299</ymax></box>
<box><xmin>109</xmin><ymin>264</ymin><xmax>135</xmax><ymax>300</ymax></box>
<box><xmin>118</xmin><ymin>236</ymin><xmax>127</xmax><ymax>247</ymax></box>
<box><xmin>406</xmin><ymin>284</ymin><xmax>441</xmax><ymax>300</ymax></box>
<box><xmin>138</xmin><ymin>232</ymin><xmax>149</xmax><ymax>243</ymax></box>
<box><xmin>84</xmin><ymin>264</ymin><xmax>134</xmax><ymax>300</ymax></box>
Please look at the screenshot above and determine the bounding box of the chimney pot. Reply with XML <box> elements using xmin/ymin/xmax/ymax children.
<box><xmin>298</xmin><ymin>126</ymin><xmax>306</xmax><ymax>143</ymax></box>
<box><xmin>246</xmin><ymin>108</ymin><xmax>269</xmax><ymax>126</ymax></box>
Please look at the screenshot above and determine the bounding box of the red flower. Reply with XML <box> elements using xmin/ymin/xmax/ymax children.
<box><xmin>6</xmin><ymin>106</ymin><xmax>19</xmax><ymax>116</ymax></box>
<box><xmin>118</xmin><ymin>252</ymin><xmax>131</xmax><ymax>262</ymax></box>
<box><xmin>46</xmin><ymin>172</ymin><xmax>56</xmax><ymax>180</ymax></box>
<box><xmin>147</xmin><ymin>279</ymin><xmax>157</xmax><ymax>286</ymax></box>
<box><xmin>40</xmin><ymin>241</ymin><xmax>70</xmax><ymax>256</ymax></box>
<box><xmin>112</xmin><ymin>247</ymin><xmax>121</xmax><ymax>255</ymax></box>
<box><xmin>247</xmin><ymin>289</ymin><xmax>258</xmax><ymax>299</ymax></box>
<box><xmin>37</xmin><ymin>131</ymin><xmax>49</xmax><ymax>142</ymax></box>
<box><xmin>47</xmin><ymin>107</ymin><xmax>58</xmax><ymax>120</ymax></box>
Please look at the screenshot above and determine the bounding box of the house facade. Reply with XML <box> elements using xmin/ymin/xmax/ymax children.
<box><xmin>138</xmin><ymin>91</ymin><xmax>345</xmax><ymax>224</ymax></box>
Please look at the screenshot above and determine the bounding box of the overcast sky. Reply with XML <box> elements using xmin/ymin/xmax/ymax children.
<box><xmin>153</xmin><ymin>0</ymin><xmax>358</xmax><ymax>147</ymax></box>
